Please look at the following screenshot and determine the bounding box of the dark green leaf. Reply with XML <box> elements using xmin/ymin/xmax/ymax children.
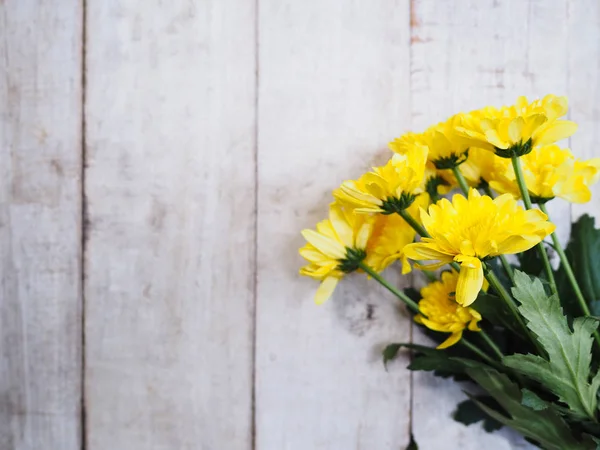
<box><xmin>381</xmin><ymin>343</ymin><xmax>482</xmax><ymax>381</ymax></box>
<box><xmin>555</xmin><ymin>215</ymin><xmax>600</xmax><ymax>315</ymax></box>
<box><xmin>520</xmin><ymin>388</ymin><xmax>548</xmax><ymax>411</ymax></box>
<box><xmin>472</xmin><ymin>292</ymin><xmax>524</xmax><ymax>338</ymax></box>
<box><xmin>405</xmin><ymin>434</ymin><xmax>418</xmax><ymax>450</ymax></box>
<box><xmin>590</xmin><ymin>302</ymin><xmax>600</xmax><ymax>317</ymax></box>
<box><xmin>382</xmin><ymin>343</ymin><xmax>402</xmax><ymax>369</ymax></box>
<box><xmin>503</xmin><ymin>271</ymin><xmax>600</xmax><ymax>420</ymax></box>
<box><xmin>518</xmin><ymin>247</ymin><xmax>544</xmax><ymax>277</ymax></box>
<box><xmin>403</xmin><ymin>287</ymin><xmax>421</xmax><ymax>303</ymax></box>
<box><xmin>466</xmin><ymin>366</ymin><xmax>590</xmax><ymax>450</ymax></box>
<box><xmin>453</xmin><ymin>397</ymin><xmax>503</xmax><ymax>432</ymax></box>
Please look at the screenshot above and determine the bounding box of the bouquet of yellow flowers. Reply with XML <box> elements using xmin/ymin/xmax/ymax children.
<box><xmin>299</xmin><ymin>95</ymin><xmax>600</xmax><ymax>449</ymax></box>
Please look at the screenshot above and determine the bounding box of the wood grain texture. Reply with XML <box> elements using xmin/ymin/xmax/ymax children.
<box><xmin>409</xmin><ymin>0</ymin><xmax>570</xmax><ymax>448</ymax></box>
<box><xmin>568</xmin><ymin>0</ymin><xmax>600</xmax><ymax>220</ymax></box>
<box><xmin>0</xmin><ymin>1</ymin><xmax>83</xmax><ymax>449</ymax></box>
<box><xmin>256</xmin><ymin>1</ymin><xmax>413</xmax><ymax>449</ymax></box>
<box><xmin>84</xmin><ymin>1</ymin><xmax>256</xmax><ymax>449</ymax></box>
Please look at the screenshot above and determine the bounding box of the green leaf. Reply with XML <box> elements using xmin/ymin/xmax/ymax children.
<box><xmin>503</xmin><ymin>271</ymin><xmax>600</xmax><ymax>420</ymax></box>
<box><xmin>466</xmin><ymin>366</ymin><xmax>590</xmax><ymax>450</ymax></box>
<box><xmin>382</xmin><ymin>343</ymin><xmax>402</xmax><ymax>369</ymax></box>
<box><xmin>472</xmin><ymin>292</ymin><xmax>524</xmax><ymax>338</ymax></box>
<box><xmin>453</xmin><ymin>397</ymin><xmax>503</xmax><ymax>432</ymax></box>
<box><xmin>518</xmin><ymin>247</ymin><xmax>544</xmax><ymax>277</ymax></box>
<box><xmin>555</xmin><ymin>214</ymin><xmax>600</xmax><ymax>315</ymax></box>
<box><xmin>520</xmin><ymin>388</ymin><xmax>548</xmax><ymax>411</ymax></box>
<box><xmin>405</xmin><ymin>434</ymin><xmax>418</xmax><ymax>450</ymax></box>
<box><xmin>382</xmin><ymin>343</ymin><xmax>477</xmax><ymax>381</ymax></box>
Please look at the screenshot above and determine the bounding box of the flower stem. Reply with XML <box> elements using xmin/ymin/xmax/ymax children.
<box><xmin>498</xmin><ymin>254</ymin><xmax>516</xmax><ymax>284</ymax></box>
<box><xmin>479</xmin><ymin>329</ymin><xmax>504</xmax><ymax>361</ymax></box>
<box><xmin>511</xmin><ymin>155</ymin><xmax>558</xmax><ymax>296</ymax></box>
<box><xmin>460</xmin><ymin>338</ymin><xmax>503</xmax><ymax>369</ymax></box>
<box><xmin>451</xmin><ymin>165</ymin><xmax>471</xmax><ymax>195</ymax></box>
<box><xmin>538</xmin><ymin>204</ymin><xmax>600</xmax><ymax>346</ymax></box>
<box><xmin>358</xmin><ymin>262</ymin><xmax>419</xmax><ymax>313</ymax></box>
<box><xmin>484</xmin><ymin>265</ymin><xmax>544</xmax><ymax>354</ymax></box>
<box><xmin>399</xmin><ymin>209</ymin><xmax>430</xmax><ymax>238</ymax></box>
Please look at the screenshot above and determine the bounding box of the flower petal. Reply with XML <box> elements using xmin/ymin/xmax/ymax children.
<box><xmin>455</xmin><ymin>257</ymin><xmax>484</xmax><ymax>306</ymax></box>
<box><xmin>301</xmin><ymin>229</ymin><xmax>346</xmax><ymax>259</ymax></box>
<box><xmin>535</xmin><ymin>120</ymin><xmax>578</xmax><ymax>146</ymax></box>
<box><xmin>404</xmin><ymin>242</ymin><xmax>453</xmax><ymax>261</ymax></box>
<box><xmin>314</xmin><ymin>276</ymin><xmax>340</xmax><ymax>305</ymax></box>
<box><xmin>437</xmin><ymin>332</ymin><xmax>463</xmax><ymax>349</ymax></box>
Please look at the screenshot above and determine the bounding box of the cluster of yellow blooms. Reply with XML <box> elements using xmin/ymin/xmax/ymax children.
<box><xmin>299</xmin><ymin>95</ymin><xmax>600</xmax><ymax>348</ymax></box>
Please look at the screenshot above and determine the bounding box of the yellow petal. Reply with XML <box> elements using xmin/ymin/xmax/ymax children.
<box><xmin>314</xmin><ymin>276</ymin><xmax>340</xmax><ymax>305</ymax></box>
<box><xmin>404</xmin><ymin>242</ymin><xmax>453</xmax><ymax>261</ymax></box>
<box><xmin>437</xmin><ymin>332</ymin><xmax>463</xmax><ymax>349</ymax></box>
<box><xmin>535</xmin><ymin>120</ymin><xmax>578</xmax><ymax>146</ymax></box>
<box><xmin>301</xmin><ymin>229</ymin><xmax>346</xmax><ymax>259</ymax></box>
<box><xmin>355</xmin><ymin>221</ymin><xmax>373</xmax><ymax>249</ymax></box>
<box><xmin>400</xmin><ymin>254</ymin><xmax>412</xmax><ymax>275</ymax></box>
<box><xmin>329</xmin><ymin>205</ymin><xmax>353</xmax><ymax>247</ymax></box>
<box><xmin>508</xmin><ymin>117</ymin><xmax>525</xmax><ymax>143</ymax></box>
<box><xmin>455</xmin><ymin>258</ymin><xmax>484</xmax><ymax>306</ymax></box>
<box><xmin>496</xmin><ymin>234</ymin><xmax>540</xmax><ymax>255</ymax></box>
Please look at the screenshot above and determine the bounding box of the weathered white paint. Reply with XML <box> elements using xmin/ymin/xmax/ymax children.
<box><xmin>256</xmin><ymin>1</ymin><xmax>413</xmax><ymax>448</ymax></box>
<box><xmin>84</xmin><ymin>1</ymin><xmax>256</xmax><ymax>449</ymax></box>
<box><xmin>0</xmin><ymin>1</ymin><xmax>83</xmax><ymax>449</ymax></box>
<box><xmin>2</xmin><ymin>0</ymin><xmax>600</xmax><ymax>449</ymax></box>
<box><xmin>568</xmin><ymin>0</ymin><xmax>600</xmax><ymax>221</ymax></box>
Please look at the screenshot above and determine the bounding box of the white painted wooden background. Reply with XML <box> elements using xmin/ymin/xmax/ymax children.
<box><xmin>1</xmin><ymin>0</ymin><xmax>599</xmax><ymax>449</ymax></box>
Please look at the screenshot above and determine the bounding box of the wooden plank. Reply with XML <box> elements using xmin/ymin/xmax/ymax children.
<box><xmin>0</xmin><ymin>1</ymin><xmax>83</xmax><ymax>449</ymax></box>
<box><xmin>256</xmin><ymin>1</ymin><xmax>413</xmax><ymax>449</ymax></box>
<box><xmin>409</xmin><ymin>0</ymin><xmax>570</xmax><ymax>448</ymax></box>
<box><xmin>84</xmin><ymin>1</ymin><xmax>256</xmax><ymax>448</ymax></box>
<box><xmin>568</xmin><ymin>0</ymin><xmax>600</xmax><ymax>221</ymax></box>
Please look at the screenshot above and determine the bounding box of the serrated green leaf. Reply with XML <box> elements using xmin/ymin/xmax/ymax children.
<box><xmin>520</xmin><ymin>388</ymin><xmax>548</xmax><ymax>411</ymax></box>
<box><xmin>503</xmin><ymin>271</ymin><xmax>600</xmax><ymax>420</ymax></box>
<box><xmin>453</xmin><ymin>397</ymin><xmax>503</xmax><ymax>432</ymax></box>
<box><xmin>466</xmin><ymin>366</ymin><xmax>590</xmax><ymax>450</ymax></box>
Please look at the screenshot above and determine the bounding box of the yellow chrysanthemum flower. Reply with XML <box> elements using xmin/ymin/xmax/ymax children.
<box><xmin>460</xmin><ymin>147</ymin><xmax>510</xmax><ymax>187</ymax></box>
<box><xmin>366</xmin><ymin>214</ymin><xmax>416</xmax><ymax>274</ymax></box>
<box><xmin>299</xmin><ymin>204</ymin><xmax>373</xmax><ymax>304</ymax></box>
<box><xmin>456</xmin><ymin>95</ymin><xmax>578</xmax><ymax>157</ymax></box>
<box><xmin>334</xmin><ymin>145</ymin><xmax>427</xmax><ymax>214</ymax></box>
<box><xmin>390</xmin><ymin>115</ymin><xmax>471</xmax><ymax>169</ymax></box>
<box><xmin>488</xmin><ymin>145</ymin><xmax>600</xmax><ymax>203</ymax></box>
<box><xmin>415</xmin><ymin>270</ymin><xmax>482</xmax><ymax>349</ymax></box>
<box><xmin>404</xmin><ymin>189</ymin><xmax>555</xmax><ymax>306</ymax></box>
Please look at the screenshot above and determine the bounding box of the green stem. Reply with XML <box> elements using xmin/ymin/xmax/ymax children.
<box><xmin>538</xmin><ymin>204</ymin><xmax>600</xmax><ymax>346</ymax></box>
<box><xmin>461</xmin><ymin>339</ymin><xmax>503</xmax><ymax>370</ymax></box>
<box><xmin>479</xmin><ymin>329</ymin><xmax>504</xmax><ymax>361</ymax></box>
<box><xmin>451</xmin><ymin>165</ymin><xmax>471</xmax><ymax>195</ymax></box>
<box><xmin>511</xmin><ymin>155</ymin><xmax>558</xmax><ymax>296</ymax></box>
<box><xmin>358</xmin><ymin>262</ymin><xmax>419</xmax><ymax>313</ymax></box>
<box><xmin>485</xmin><ymin>265</ymin><xmax>544</xmax><ymax>355</ymax></box>
<box><xmin>399</xmin><ymin>209</ymin><xmax>430</xmax><ymax>238</ymax></box>
<box><xmin>498</xmin><ymin>254</ymin><xmax>515</xmax><ymax>284</ymax></box>
<box><xmin>480</xmin><ymin>184</ymin><xmax>515</xmax><ymax>283</ymax></box>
